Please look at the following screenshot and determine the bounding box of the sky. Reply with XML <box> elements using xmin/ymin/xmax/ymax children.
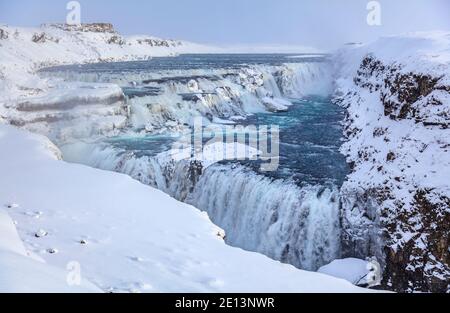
<box><xmin>0</xmin><ymin>0</ymin><xmax>449</xmax><ymax>50</ymax></box>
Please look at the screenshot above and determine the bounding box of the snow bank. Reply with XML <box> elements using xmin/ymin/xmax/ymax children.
<box><xmin>318</xmin><ymin>258</ymin><xmax>370</xmax><ymax>285</ymax></box>
<box><xmin>0</xmin><ymin>209</ymin><xmax>28</xmax><ymax>256</ymax></box>
<box><xmin>0</xmin><ymin>124</ymin><xmax>372</xmax><ymax>292</ymax></box>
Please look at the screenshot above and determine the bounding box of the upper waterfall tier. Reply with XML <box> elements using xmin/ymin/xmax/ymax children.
<box><xmin>34</xmin><ymin>55</ymin><xmax>332</xmax><ymax>142</ymax></box>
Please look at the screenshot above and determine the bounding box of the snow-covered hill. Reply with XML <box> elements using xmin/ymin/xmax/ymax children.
<box><xmin>0</xmin><ymin>23</ymin><xmax>210</xmax><ymax>75</ymax></box>
<box><xmin>333</xmin><ymin>32</ymin><xmax>450</xmax><ymax>292</ymax></box>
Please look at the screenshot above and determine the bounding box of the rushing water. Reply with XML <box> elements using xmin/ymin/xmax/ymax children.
<box><xmin>238</xmin><ymin>96</ymin><xmax>348</xmax><ymax>186</ymax></box>
<box><xmin>43</xmin><ymin>54</ymin><xmax>349</xmax><ymax>271</ymax></box>
<box><xmin>42</xmin><ymin>53</ymin><xmax>328</xmax><ymax>74</ymax></box>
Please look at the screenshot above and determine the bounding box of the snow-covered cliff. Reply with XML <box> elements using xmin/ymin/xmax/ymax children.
<box><xmin>334</xmin><ymin>32</ymin><xmax>450</xmax><ymax>292</ymax></box>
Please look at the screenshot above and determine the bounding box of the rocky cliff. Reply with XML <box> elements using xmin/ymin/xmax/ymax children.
<box><xmin>335</xmin><ymin>33</ymin><xmax>450</xmax><ymax>292</ymax></box>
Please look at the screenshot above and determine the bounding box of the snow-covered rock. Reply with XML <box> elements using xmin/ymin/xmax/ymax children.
<box><xmin>334</xmin><ymin>32</ymin><xmax>450</xmax><ymax>292</ymax></box>
<box><xmin>0</xmin><ymin>23</ymin><xmax>209</xmax><ymax>76</ymax></box>
<box><xmin>318</xmin><ymin>258</ymin><xmax>371</xmax><ymax>285</ymax></box>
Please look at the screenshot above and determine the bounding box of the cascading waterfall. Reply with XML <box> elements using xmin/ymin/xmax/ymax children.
<box><xmin>40</xmin><ymin>60</ymin><xmax>331</xmax><ymax>135</ymax></box>
<box><xmin>62</xmin><ymin>141</ymin><xmax>342</xmax><ymax>271</ymax></box>
<box><xmin>186</xmin><ymin>165</ymin><xmax>341</xmax><ymax>270</ymax></box>
<box><xmin>52</xmin><ymin>55</ymin><xmax>344</xmax><ymax>272</ymax></box>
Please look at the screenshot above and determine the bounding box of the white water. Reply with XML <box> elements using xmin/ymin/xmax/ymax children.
<box><xmin>187</xmin><ymin>165</ymin><xmax>341</xmax><ymax>270</ymax></box>
<box><xmin>41</xmin><ymin>62</ymin><xmax>332</xmax><ymax>136</ymax></box>
<box><xmin>57</xmin><ymin>58</ymin><xmax>342</xmax><ymax>271</ymax></box>
<box><xmin>62</xmin><ymin>140</ymin><xmax>342</xmax><ymax>270</ymax></box>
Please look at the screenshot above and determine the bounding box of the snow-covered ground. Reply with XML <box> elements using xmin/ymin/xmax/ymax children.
<box><xmin>0</xmin><ymin>123</ymin><xmax>371</xmax><ymax>293</ymax></box>
<box><xmin>0</xmin><ymin>23</ymin><xmax>211</xmax><ymax>75</ymax></box>
<box><xmin>0</xmin><ymin>201</ymin><xmax>100</xmax><ymax>292</ymax></box>
<box><xmin>318</xmin><ymin>258</ymin><xmax>372</xmax><ymax>285</ymax></box>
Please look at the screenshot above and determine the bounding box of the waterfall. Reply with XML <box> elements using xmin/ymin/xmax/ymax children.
<box><xmin>274</xmin><ymin>63</ymin><xmax>333</xmax><ymax>97</ymax></box>
<box><xmin>62</xmin><ymin>142</ymin><xmax>342</xmax><ymax>271</ymax></box>
<box><xmin>39</xmin><ymin>61</ymin><xmax>332</xmax><ymax>136</ymax></box>
<box><xmin>187</xmin><ymin>164</ymin><xmax>341</xmax><ymax>270</ymax></box>
<box><xmin>57</xmin><ymin>58</ymin><xmax>342</xmax><ymax>272</ymax></box>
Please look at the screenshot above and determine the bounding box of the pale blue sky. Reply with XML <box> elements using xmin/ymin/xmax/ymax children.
<box><xmin>0</xmin><ymin>0</ymin><xmax>449</xmax><ymax>49</ymax></box>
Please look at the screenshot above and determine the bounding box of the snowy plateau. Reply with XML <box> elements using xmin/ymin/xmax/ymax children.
<box><xmin>0</xmin><ymin>23</ymin><xmax>448</xmax><ymax>293</ymax></box>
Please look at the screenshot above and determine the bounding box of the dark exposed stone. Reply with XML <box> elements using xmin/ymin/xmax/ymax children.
<box><xmin>44</xmin><ymin>23</ymin><xmax>116</xmax><ymax>33</ymax></box>
<box><xmin>32</xmin><ymin>33</ymin><xmax>46</xmax><ymax>43</ymax></box>
<box><xmin>107</xmin><ymin>35</ymin><xmax>125</xmax><ymax>45</ymax></box>
<box><xmin>0</xmin><ymin>28</ymin><xmax>8</xmax><ymax>40</ymax></box>
<box><xmin>386</xmin><ymin>152</ymin><xmax>396</xmax><ymax>162</ymax></box>
<box><xmin>31</xmin><ymin>32</ymin><xmax>59</xmax><ymax>44</ymax></box>
<box><xmin>383</xmin><ymin>190</ymin><xmax>450</xmax><ymax>292</ymax></box>
<box><xmin>383</xmin><ymin>73</ymin><xmax>440</xmax><ymax>119</ymax></box>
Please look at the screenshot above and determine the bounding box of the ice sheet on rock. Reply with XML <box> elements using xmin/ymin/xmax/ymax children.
<box><xmin>14</xmin><ymin>82</ymin><xmax>124</xmax><ymax>111</ymax></box>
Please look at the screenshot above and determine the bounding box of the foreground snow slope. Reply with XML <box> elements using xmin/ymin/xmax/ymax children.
<box><xmin>0</xmin><ymin>209</ymin><xmax>100</xmax><ymax>292</ymax></box>
<box><xmin>334</xmin><ymin>32</ymin><xmax>450</xmax><ymax>292</ymax></box>
<box><xmin>0</xmin><ymin>124</ymin><xmax>370</xmax><ymax>292</ymax></box>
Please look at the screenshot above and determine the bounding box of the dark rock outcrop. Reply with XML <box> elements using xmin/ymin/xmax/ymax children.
<box><xmin>32</xmin><ymin>32</ymin><xmax>59</xmax><ymax>44</ymax></box>
<box><xmin>135</xmin><ymin>38</ymin><xmax>181</xmax><ymax>48</ymax></box>
<box><xmin>107</xmin><ymin>35</ymin><xmax>125</xmax><ymax>45</ymax></box>
<box><xmin>44</xmin><ymin>23</ymin><xmax>116</xmax><ymax>33</ymax></box>
<box><xmin>0</xmin><ymin>28</ymin><xmax>8</xmax><ymax>40</ymax></box>
<box><xmin>383</xmin><ymin>190</ymin><xmax>450</xmax><ymax>292</ymax></box>
<box><xmin>355</xmin><ymin>55</ymin><xmax>449</xmax><ymax>128</ymax></box>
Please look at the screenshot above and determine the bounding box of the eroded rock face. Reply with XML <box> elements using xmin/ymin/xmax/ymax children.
<box><xmin>31</xmin><ymin>32</ymin><xmax>60</xmax><ymax>44</ymax></box>
<box><xmin>355</xmin><ymin>55</ymin><xmax>449</xmax><ymax>128</ymax></box>
<box><xmin>135</xmin><ymin>38</ymin><xmax>176</xmax><ymax>47</ymax></box>
<box><xmin>383</xmin><ymin>190</ymin><xmax>450</xmax><ymax>292</ymax></box>
<box><xmin>107</xmin><ymin>35</ymin><xmax>125</xmax><ymax>45</ymax></box>
<box><xmin>338</xmin><ymin>55</ymin><xmax>450</xmax><ymax>292</ymax></box>
<box><xmin>45</xmin><ymin>23</ymin><xmax>116</xmax><ymax>33</ymax></box>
